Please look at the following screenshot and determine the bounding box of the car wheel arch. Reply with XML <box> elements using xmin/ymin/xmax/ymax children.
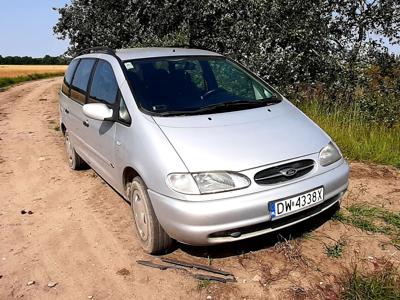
<box><xmin>61</xmin><ymin>122</ymin><xmax>66</xmax><ymax>136</ymax></box>
<box><xmin>123</xmin><ymin>166</ymin><xmax>140</xmax><ymax>198</ymax></box>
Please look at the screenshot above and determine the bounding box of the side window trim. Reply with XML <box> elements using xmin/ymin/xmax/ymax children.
<box><xmin>86</xmin><ymin>58</ymin><xmax>99</xmax><ymax>104</ymax></box>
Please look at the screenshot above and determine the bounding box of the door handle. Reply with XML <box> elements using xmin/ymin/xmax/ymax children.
<box><xmin>83</xmin><ymin>120</ymin><xmax>89</xmax><ymax>127</ymax></box>
<box><xmin>65</xmin><ymin>108</ymin><xmax>69</xmax><ymax>114</ymax></box>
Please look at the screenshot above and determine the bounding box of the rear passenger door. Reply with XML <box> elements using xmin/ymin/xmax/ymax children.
<box><xmin>68</xmin><ymin>58</ymin><xmax>96</xmax><ymax>161</ymax></box>
<box><xmin>85</xmin><ymin>59</ymin><xmax>119</xmax><ymax>185</ymax></box>
<box><xmin>59</xmin><ymin>58</ymin><xmax>79</xmax><ymax>132</ymax></box>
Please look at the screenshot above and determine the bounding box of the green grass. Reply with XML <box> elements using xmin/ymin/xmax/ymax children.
<box><xmin>325</xmin><ymin>239</ymin><xmax>346</xmax><ymax>258</ymax></box>
<box><xmin>331</xmin><ymin>210</ymin><xmax>347</xmax><ymax>222</ymax></box>
<box><xmin>332</xmin><ymin>204</ymin><xmax>400</xmax><ymax>249</ymax></box>
<box><xmin>341</xmin><ymin>265</ymin><xmax>400</xmax><ymax>300</ymax></box>
<box><xmin>0</xmin><ymin>72</ymin><xmax>65</xmax><ymax>88</ymax></box>
<box><xmin>197</xmin><ymin>279</ymin><xmax>212</xmax><ymax>290</ymax></box>
<box><xmin>347</xmin><ymin>204</ymin><xmax>400</xmax><ymax>233</ymax></box>
<box><xmin>298</xmin><ymin>100</ymin><xmax>400</xmax><ymax>167</ymax></box>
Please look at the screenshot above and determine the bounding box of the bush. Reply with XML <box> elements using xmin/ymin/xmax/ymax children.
<box><xmin>356</xmin><ymin>94</ymin><xmax>400</xmax><ymax>128</ymax></box>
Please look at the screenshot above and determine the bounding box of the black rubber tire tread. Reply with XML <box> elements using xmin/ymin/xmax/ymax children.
<box><xmin>128</xmin><ymin>176</ymin><xmax>173</xmax><ymax>254</ymax></box>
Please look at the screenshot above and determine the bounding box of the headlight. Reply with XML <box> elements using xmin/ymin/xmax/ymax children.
<box><xmin>192</xmin><ymin>172</ymin><xmax>250</xmax><ymax>194</ymax></box>
<box><xmin>319</xmin><ymin>142</ymin><xmax>342</xmax><ymax>166</ymax></box>
<box><xmin>166</xmin><ymin>172</ymin><xmax>250</xmax><ymax>195</ymax></box>
<box><xmin>166</xmin><ymin>173</ymin><xmax>199</xmax><ymax>194</ymax></box>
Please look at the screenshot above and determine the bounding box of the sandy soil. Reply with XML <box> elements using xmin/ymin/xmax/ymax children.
<box><xmin>0</xmin><ymin>78</ymin><xmax>399</xmax><ymax>299</ymax></box>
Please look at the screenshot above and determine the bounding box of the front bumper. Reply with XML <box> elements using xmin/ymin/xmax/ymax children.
<box><xmin>149</xmin><ymin>161</ymin><xmax>349</xmax><ymax>245</ymax></box>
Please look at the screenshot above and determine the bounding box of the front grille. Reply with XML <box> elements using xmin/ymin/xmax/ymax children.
<box><xmin>254</xmin><ymin>159</ymin><xmax>314</xmax><ymax>185</ymax></box>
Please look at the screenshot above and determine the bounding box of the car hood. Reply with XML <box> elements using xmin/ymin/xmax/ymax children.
<box><xmin>153</xmin><ymin>100</ymin><xmax>330</xmax><ymax>172</ymax></box>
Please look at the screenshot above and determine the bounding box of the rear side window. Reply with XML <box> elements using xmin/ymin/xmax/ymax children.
<box><xmin>70</xmin><ymin>59</ymin><xmax>95</xmax><ymax>104</ymax></box>
<box><xmin>61</xmin><ymin>59</ymin><xmax>79</xmax><ymax>95</ymax></box>
<box><xmin>65</xmin><ymin>59</ymin><xmax>80</xmax><ymax>85</ymax></box>
<box><xmin>89</xmin><ymin>60</ymin><xmax>118</xmax><ymax>105</ymax></box>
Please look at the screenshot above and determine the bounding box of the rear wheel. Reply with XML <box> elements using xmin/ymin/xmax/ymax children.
<box><xmin>127</xmin><ymin>176</ymin><xmax>173</xmax><ymax>254</ymax></box>
<box><xmin>65</xmin><ymin>130</ymin><xmax>84</xmax><ymax>170</ymax></box>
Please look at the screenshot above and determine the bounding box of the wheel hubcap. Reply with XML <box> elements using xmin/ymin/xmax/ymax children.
<box><xmin>65</xmin><ymin>135</ymin><xmax>74</xmax><ymax>165</ymax></box>
<box><xmin>132</xmin><ymin>192</ymin><xmax>148</xmax><ymax>241</ymax></box>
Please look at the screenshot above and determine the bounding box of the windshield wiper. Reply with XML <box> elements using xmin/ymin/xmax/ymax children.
<box><xmin>155</xmin><ymin>110</ymin><xmax>196</xmax><ymax>116</ymax></box>
<box><xmin>153</xmin><ymin>97</ymin><xmax>282</xmax><ymax>116</ymax></box>
<box><xmin>261</xmin><ymin>96</ymin><xmax>282</xmax><ymax>103</ymax></box>
<box><xmin>200</xmin><ymin>100</ymin><xmax>265</xmax><ymax>111</ymax></box>
<box><xmin>191</xmin><ymin>97</ymin><xmax>281</xmax><ymax>114</ymax></box>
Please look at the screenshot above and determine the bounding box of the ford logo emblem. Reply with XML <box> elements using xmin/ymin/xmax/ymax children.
<box><xmin>280</xmin><ymin>168</ymin><xmax>297</xmax><ymax>177</ymax></box>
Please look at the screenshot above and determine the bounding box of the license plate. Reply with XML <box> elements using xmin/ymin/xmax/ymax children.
<box><xmin>270</xmin><ymin>187</ymin><xmax>324</xmax><ymax>219</ymax></box>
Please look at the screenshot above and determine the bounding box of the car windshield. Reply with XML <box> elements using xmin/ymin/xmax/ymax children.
<box><xmin>123</xmin><ymin>56</ymin><xmax>281</xmax><ymax>116</ymax></box>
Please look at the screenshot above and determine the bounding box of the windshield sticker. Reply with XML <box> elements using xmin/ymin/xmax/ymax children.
<box><xmin>124</xmin><ymin>62</ymin><xmax>134</xmax><ymax>70</ymax></box>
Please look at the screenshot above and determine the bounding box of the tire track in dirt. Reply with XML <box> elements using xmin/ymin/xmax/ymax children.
<box><xmin>0</xmin><ymin>78</ymin><xmax>197</xmax><ymax>300</ymax></box>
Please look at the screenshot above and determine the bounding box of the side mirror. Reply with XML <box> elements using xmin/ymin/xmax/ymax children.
<box><xmin>83</xmin><ymin>103</ymin><xmax>113</xmax><ymax>121</ymax></box>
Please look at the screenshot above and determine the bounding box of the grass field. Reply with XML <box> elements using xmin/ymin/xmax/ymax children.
<box><xmin>299</xmin><ymin>100</ymin><xmax>400</xmax><ymax>167</ymax></box>
<box><xmin>0</xmin><ymin>65</ymin><xmax>67</xmax><ymax>88</ymax></box>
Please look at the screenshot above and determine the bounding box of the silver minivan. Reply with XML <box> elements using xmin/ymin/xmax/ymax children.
<box><xmin>59</xmin><ymin>47</ymin><xmax>349</xmax><ymax>254</ymax></box>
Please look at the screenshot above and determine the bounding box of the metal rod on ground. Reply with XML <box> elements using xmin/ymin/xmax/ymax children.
<box><xmin>161</xmin><ymin>257</ymin><xmax>234</xmax><ymax>277</ymax></box>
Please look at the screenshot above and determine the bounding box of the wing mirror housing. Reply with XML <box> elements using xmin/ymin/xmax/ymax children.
<box><xmin>83</xmin><ymin>103</ymin><xmax>113</xmax><ymax>121</ymax></box>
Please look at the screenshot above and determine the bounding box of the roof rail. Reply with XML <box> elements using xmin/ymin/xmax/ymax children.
<box><xmin>76</xmin><ymin>47</ymin><xmax>116</xmax><ymax>57</ymax></box>
<box><xmin>166</xmin><ymin>44</ymin><xmax>213</xmax><ymax>51</ymax></box>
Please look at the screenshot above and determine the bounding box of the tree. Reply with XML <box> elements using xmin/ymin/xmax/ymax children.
<box><xmin>0</xmin><ymin>55</ymin><xmax>69</xmax><ymax>65</ymax></box>
<box><xmin>53</xmin><ymin>0</ymin><xmax>400</xmax><ymax>93</ymax></box>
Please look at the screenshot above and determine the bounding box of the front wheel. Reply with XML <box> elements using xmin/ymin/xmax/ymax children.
<box><xmin>127</xmin><ymin>176</ymin><xmax>173</xmax><ymax>254</ymax></box>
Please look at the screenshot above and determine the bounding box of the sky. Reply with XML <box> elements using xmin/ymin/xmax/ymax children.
<box><xmin>0</xmin><ymin>0</ymin><xmax>70</xmax><ymax>57</ymax></box>
<box><xmin>0</xmin><ymin>1</ymin><xmax>399</xmax><ymax>58</ymax></box>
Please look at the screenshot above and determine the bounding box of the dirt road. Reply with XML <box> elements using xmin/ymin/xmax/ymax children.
<box><xmin>0</xmin><ymin>78</ymin><xmax>399</xmax><ymax>299</ymax></box>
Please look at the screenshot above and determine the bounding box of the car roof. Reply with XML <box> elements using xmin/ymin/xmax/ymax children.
<box><xmin>114</xmin><ymin>47</ymin><xmax>222</xmax><ymax>61</ymax></box>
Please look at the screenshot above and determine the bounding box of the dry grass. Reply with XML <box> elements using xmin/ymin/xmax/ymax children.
<box><xmin>274</xmin><ymin>236</ymin><xmax>307</xmax><ymax>266</ymax></box>
<box><xmin>0</xmin><ymin>65</ymin><xmax>67</xmax><ymax>78</ymax></box>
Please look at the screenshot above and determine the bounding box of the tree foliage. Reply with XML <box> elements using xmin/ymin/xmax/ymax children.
<box><xmin>0</xmin><ymin>55</ymin><xmax>69</xmax><ymax>65</ymax></box>
<box><xmin>54</xmin><ymin>0</ymin><xmax>400</xmax><ymax>124</ymax></box>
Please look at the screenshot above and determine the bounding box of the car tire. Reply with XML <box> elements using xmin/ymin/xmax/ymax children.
<box><xmin>65</xmin><ymin>130</ymin><xmax>84</xmax><ymax>170</ymax></box>
<box><xmin>128</xmin><ymin>176</ymin><xmax>173</xmax><ymax>254</ymax></box>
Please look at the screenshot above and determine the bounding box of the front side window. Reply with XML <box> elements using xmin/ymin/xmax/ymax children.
<box><xmin>89</xmin><ymin>60</ymin><xmax>118</xmax><ymax>105</ymax></box>
<box><xmin>118</xmin><ymin>96</ymin><xmax>131</xmax><ymax>125</ymax></box>
<box><xmin>123</xmin><ymin>56</ymin><xmax>280</xmax><ymax>116</ymax></box>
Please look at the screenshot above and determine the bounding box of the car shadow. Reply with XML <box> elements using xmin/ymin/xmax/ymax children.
<box><xmin>173</xmin><ymin>203</ymin><xmax>340</xmax><ymax>259</ymax></box>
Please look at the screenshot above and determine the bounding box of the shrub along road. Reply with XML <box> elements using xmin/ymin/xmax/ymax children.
<box><xmin>0</xmin><ymin>78</ymin><xmax>399</xmax><ymax>299</ymax></box>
